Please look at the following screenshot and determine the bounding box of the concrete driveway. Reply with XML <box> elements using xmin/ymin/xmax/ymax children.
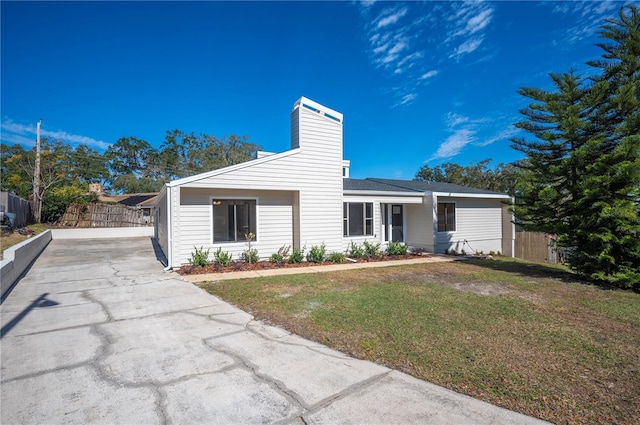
<box><xmin>1</xmin><ymin>237</ymin><xmax>548</xmax><ymax>424</ymax></box>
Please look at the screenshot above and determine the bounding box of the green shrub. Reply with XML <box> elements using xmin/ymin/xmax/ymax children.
<box><xmin>328</xmin><ymin>252</ymin><xmax>346</xmax><ymax>263</ymax></box>
<box><xmin>188</xmin><ymin>246</ymin><xmax>210</xmax><ymax>267</ymax></box>
<box><xmin>270</xmin><ymin>245</ymin><xmax>291</xmax><ymax>265</ymax></box>
<box><xmin>307</xmin><ymin>243</ymin><xmax>326</xmax><ymax>263</ymax></box>
<box><xmin>243</xmin><ymin>248</ymin><xmax>259</xmax><ymax>264</ymax></box>
<box><xmin>386</xmin><ymin>241</ymin><xmax>408</xmax><ymax>255</ymax></box>
<box><xmin>214</xmin><ymin>247</ymin><xmax>233</xmax><ymax>267</ymax></box>
<box><xmin>363</xmin><ymin>240</ymin><xmax>381</xmax><ymax>256</ymax></box>
<box><xmin>289</xmin><ymin>246</ymin><xmax>305</xmax><ymax>264</ymax></box>
<box><xmin>347</xmin><ymin>242</ymin><xmax>365</xmax><ymax>258</ymax></box>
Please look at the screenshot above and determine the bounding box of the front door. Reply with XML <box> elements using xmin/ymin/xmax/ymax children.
<box><xmin>391</xmin><ymin>204</ymin><xmax>403</xmax><ymax>242</ymax></box>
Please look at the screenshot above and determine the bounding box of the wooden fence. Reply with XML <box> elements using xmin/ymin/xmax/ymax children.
<box><xmin>59</xmin><ymin>203</ymin><xmax>149</xmax><ymax>228</ymax></box>
<box><xmin>0</xmin><ymin>191</ymin><xmax>32</xmax><ymax>227</ymax></box>
<box><xmin>515</xmin><ymin>231</ymin><xmax>559</xmax><ymax>264</ymax></box>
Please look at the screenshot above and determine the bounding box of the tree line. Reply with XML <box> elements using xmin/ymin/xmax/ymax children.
<box><xmin>0</xmin><ymin>131</ymin><xmax>260</xmax><ymax>222</ymax></box>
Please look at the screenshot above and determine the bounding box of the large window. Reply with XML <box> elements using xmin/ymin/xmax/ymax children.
<box><xmin>437</xmin><ymin>202</ymin><xmax>456</xmax><ymax>232</ymax></box>
<box><xmin>343</xmin><ymin>202</ymin><xmax>373</xmax><ymax>236</ymax></box>
<box><xmin>212</xmin><ymin>199</ymin><xmax>256</xmax><ymax>242</ymax></box>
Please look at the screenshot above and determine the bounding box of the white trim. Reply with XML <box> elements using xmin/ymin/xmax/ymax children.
<box><xmin>209</xmin><ymin>196</ymin><xmax>260</xmax><ymax>245</ymax></box>
<box><xmin>343</xmin><ymin>190</ymin><xmax>423</xmax><ymax>198</ymax></box>
<box><xmin>390</xmin><ymin>203</ymin><xmax>406</xmax><ymax>243</ymax></box>
<box><xmin>432</xmin><ymin>191</ymin><xmax>510</xmax><ymax>199</ymax></box>
<box><xmin>343</xmin><ymin>201</ymin><xmax>374</xmax><ymax>238</ymax></box>
<box><xmin>293</xmin><ymin>96</ymin><xmax>344</xmax><ymax>123</ymax></box>
<box><xmin>165</xmin><ymin>186</ymin><xmax>172</xmax><ymax>270</ymax></box>
<box><xmin>169</xmin><ymin>148</ymin><xmax>301</xmax><ymax>187</ymax></box>
<box><xmin>436</xmin><ymin>200</ymin><xmax>457</xmax><ymax>234</ymax></box>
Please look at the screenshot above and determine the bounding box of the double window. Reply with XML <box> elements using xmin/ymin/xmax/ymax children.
<box><xmin>437</xmin><ymin>202</ymin><xmax>456</xmax><ymax>232</ymax></box>
<box><xmin>212</xmin><ymin>199</ymin><xmax>256</xmax><ymax>242</ymax></box>
<box><xmin>343</xmin><ymin>202</ymin><xmax>373</xmax><ymax>236</ymax></box>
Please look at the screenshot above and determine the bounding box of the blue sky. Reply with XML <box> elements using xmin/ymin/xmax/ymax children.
<box><xmin>1</xmin><ymin>1</ymin><xmax>631</xmax><ymax>180</ymax></box>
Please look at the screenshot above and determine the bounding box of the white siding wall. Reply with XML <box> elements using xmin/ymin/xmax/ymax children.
<box><xmin>435</xmin><ymin>197</ymin><xmax>504</xmax><ymax>254</ymax></box>
<box><xmin>405</xmin><ymin>196</ymin><xmax>435</xmax><ymax>251</ymax></box>
<box><xmin>176</xmin><ymin>98</ymin><xmax>344</xmax><ymax>264</ymax></box>
<box><xmin>177</xmin><ymin>188</ymin><xmax>294</xmax><ymax>265</ymax></box>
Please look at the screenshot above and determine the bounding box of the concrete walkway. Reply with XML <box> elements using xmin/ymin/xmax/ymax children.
<box><xmin>0</xmin><ymin>237</ymin><xmax>548</xmax><ymax>425</ymax></box>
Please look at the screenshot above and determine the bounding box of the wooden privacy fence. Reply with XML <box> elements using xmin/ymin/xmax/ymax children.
<box><xmin>60</xmin><ymin>203</ymin><xmax>149</xmax><ymax>228</ymax></box>
<box><xmin>515</xmin><ymin>231</ymin><xmax>559</xmax><ymax>264</ymax></box>
<box><xmin>0</xmin><ymin>191</ymin><xmax>32</xmax><ymax>227</ymax></box>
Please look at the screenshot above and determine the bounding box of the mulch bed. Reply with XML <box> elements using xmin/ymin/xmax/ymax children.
<box><xmin>177</xmin><ymin>253</ymin><xmax>422</xmax><ymax>275</ymax></box>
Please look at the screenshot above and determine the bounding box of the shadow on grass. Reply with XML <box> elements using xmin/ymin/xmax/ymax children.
<box><xmin>465</xmin><ymin>258</ymin><xmax>636</xmax><ymax>292</ymax></box>
<box><xmin>463</xmin><ymin>257</ymin><xmax>585</xmax><ymax>284</ymax></box>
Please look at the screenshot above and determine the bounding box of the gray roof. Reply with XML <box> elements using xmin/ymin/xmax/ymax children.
<box><xmin>343</xmin><ymin>178</ymin><xmax>417</xmax><ymax>192</ymax></box>
<box><xmin>343</xmin><ymin>178</ymin><xmax>506</xmax><ymax>196</ymax></box>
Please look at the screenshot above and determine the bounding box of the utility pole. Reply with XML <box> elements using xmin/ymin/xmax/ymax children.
<box><xmin>33</xmin><ymin>119</ymin><xmax>42</xmax><ymax>223</ymax></box>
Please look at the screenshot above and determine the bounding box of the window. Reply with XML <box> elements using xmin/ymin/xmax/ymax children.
<box><xmin>212</xmin><ymin>199</ymin><xmax>256</xmax><ymax>242</ymax></box>
<box><xmin>437</xmin><ymin>202</ymin><xmax>456</xmax><ymax>232</ymax></box>
<box><xmin>343</xmin><ymin>202</ymin><xmax>373</xmax><ymax>236</ymax></box>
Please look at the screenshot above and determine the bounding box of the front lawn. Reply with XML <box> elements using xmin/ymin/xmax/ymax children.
<box><xmin>200</xmin><ymin>258</ymin><xmax>640</xmax><ymax>425</ymax></box>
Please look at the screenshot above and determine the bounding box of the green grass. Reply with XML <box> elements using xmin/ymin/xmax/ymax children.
<box><xmin>200</xmin><ymin>259</ymin><xmax>640</xmax><ymax>425</ymax></box>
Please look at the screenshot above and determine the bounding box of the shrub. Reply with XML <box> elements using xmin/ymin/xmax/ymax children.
<box><xmin>270</xmin><ymin>245</ymin><xmax>291</xmax><ymax>266</ymax></box>
<box><xmin>214</xmin><ymin>247</ymin><xmax>232</xmax><ymax>267</ymax></box>
<box><xmin>307</xmin><ymin>243</ymin><xmax>326</xmax><ymax>263</ymax></box>
<box><xmin>363</xmin><ymin>240</ymin><xmax>381</xmax><ymax>257</ymax></box>
<box><xmin>411</xmin><ymin>246</ymin><xmax>427</xmax><ymax>255</ymax></box>
<box><xmin>243</xmin><ymin>248</ymin><xmax>259</xmax><ymax>264</ymax></box>
<box><xmin>188</xmin><ymin>246</ymin><xmax>210</xmax><ymax>267</ymax></box>
<box><xmin>347</xmin><ymin>242</ymin><xmax>365</xmax><ymax>258</ymax></box>
<box><xmin>328</xmin><ymin>252</ymin><xmax>346</xmax><ymax>263</ymax></box>
<box><xmin>289</xmin><ymin>246</ymin><xmax>305</xmax><ymax>264</ymax></box>
<box><xmin>386</xmin><ymin>241</ymin><xmax>408</xmax><ymax>255</ymax></box>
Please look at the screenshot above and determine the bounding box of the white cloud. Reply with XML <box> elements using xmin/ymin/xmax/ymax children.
<box><xmin>388</xmin><ymin>41</ymin><xmax>407</xmax><ymax>55</ymax></box>
<box><xmin>445</xmin><ymin>2</ymin><xmax>494</xmax><ymax>59</ymax></box>
<box><xmin>550</xmin><ymin>0</ymin><xmax>618</xmax><ymax>45</ymax></box>
<box><xmin>0</xmin><ymin>118</ymin><xmax>109</xmax><ymax>151</ymax></box>
<box><xmin>396</xmin><ymin>93</ymin><xmax>417</xmax><ymax>107</ymax></box>
<box><xmin>464</xmin><ymin>8</ymin><xmax>493</xmax><ymax>35</ymax></box>
<box><xmin>450</xmin><ymin>37</ymin><xmax>483</xmax><ymax>58</ymax></box>
<box><xmin>359</xmin><ymin>0</ymin><xmax>377</xmax><ymax>8</ymax></box>
<box><xmin>376</xmin><ymin>7</ymin><xmax>408</xmax><ymax>28</ymax></box>
<box><xmin>428</xmin><ymin>129</ymin><xmax>476</xmax><ymax>161</ymax></box>
<box><xmin>420</xmin><ymin>70</ymin><xmax>438</xmax><ymax>80</ymax></box>
<box><xmin>446</xmin><ymin>112</ymin><xmax>470</xmax><ymax>127</ymax></box>
<box><xmin>476</xmin><ymin>126</ymin><xmax>519</xmax><ymax>147</ymax></box>
<box><xmin>356</xmin><ymin>1</ymin><xmax>494</xmax><ymax>107</ymax></box>
<box><xmin>373</xmin><ymin>42</ymin><xmax>390</xmax><ymax>54</ymax></box>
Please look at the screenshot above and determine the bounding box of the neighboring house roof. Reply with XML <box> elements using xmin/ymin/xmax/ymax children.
<box><xmin>344</xmin><ymin>178</ymin><xmax>509</xmax><ymax>197</ymax></box>
<box><xmin>98</xmin><ymin>193</ymin><xmax>158</xmax><ymax>207</ymax></box>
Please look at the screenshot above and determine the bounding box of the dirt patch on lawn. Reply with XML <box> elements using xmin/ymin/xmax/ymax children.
<box><xmin>447</xmin><ymin>281</ymin><xmax>512</xmax><ymax>296</ymax></box>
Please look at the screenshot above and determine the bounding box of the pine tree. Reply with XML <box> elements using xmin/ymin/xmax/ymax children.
<box><xmin>512</xmin><ymin>5</ymin><xmax>640</xmax><ymax>288</ymax></box>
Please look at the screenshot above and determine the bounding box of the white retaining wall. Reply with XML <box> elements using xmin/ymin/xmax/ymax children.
<box><xmin>51</xmin><ymin>227</ymin><xmax>154</xmax><ymax>239</ymax></box>
<box><xmin>1</xmin><ymin>230</ymin><xmax>52</xmax><ymax>301</ymax></box>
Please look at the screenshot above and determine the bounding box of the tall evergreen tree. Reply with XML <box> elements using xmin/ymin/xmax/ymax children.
<box><xmin>512</xmin><ymin>5</ymin><xmax>640</xmax><ymax>288</ymax></box>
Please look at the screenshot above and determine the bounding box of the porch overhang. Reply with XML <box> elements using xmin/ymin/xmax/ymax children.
<box><xmin>343</xmin><ymin>190</ymin><xmax>424</xmax><ymax>203</ymax></box>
